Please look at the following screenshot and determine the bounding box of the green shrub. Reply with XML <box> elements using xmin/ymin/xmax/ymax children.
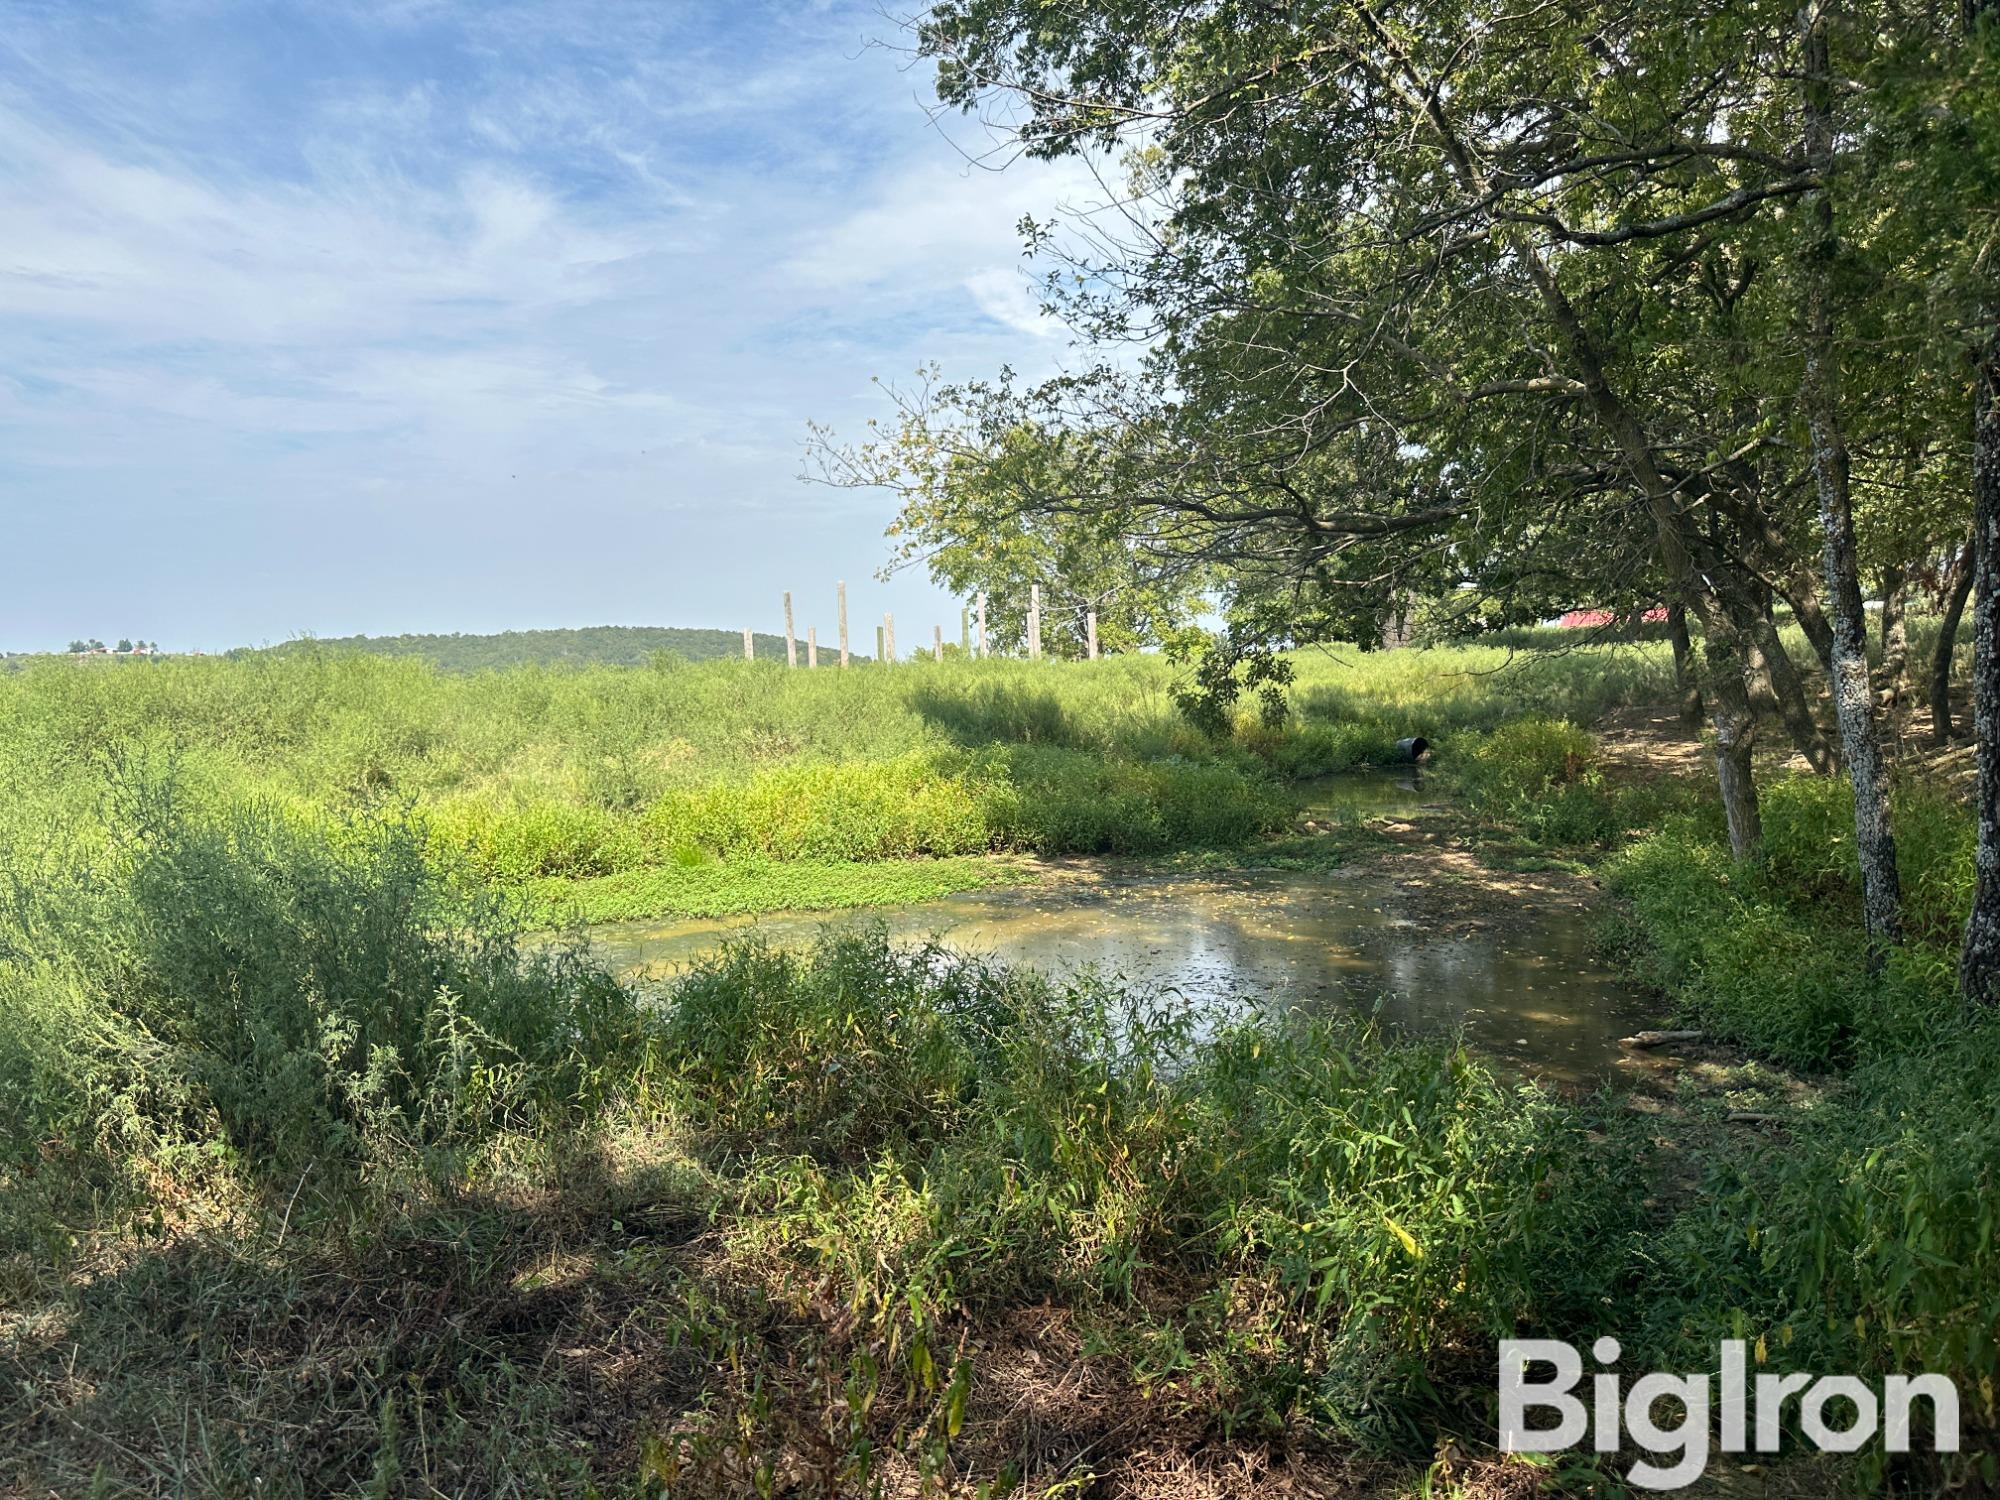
<box><xmin>1241</xmin><ymin>718</ymin><xmax>1400</xmax><ymax>775</ymax></box>
<box><xmin>428</xmin><ymin>795</ymin><xmax>622</xmax><ymax>881</ymax></box>
<box><xmin>1606</xmin><ymin>776</ymin><xmax>1968</xmax><ymax>1068</ymax></box>
<box><xmin>1746</xmin><ymin>1023</ymin><xmax>2000</xmax><ymax>1409</ymax></box>
<box><xmin>1630</xmin><ymin>1020</ymin><xmax>2000</xmax><ymax>1478</ymax></box>
<box><xmin>659</xmin><ymin>929</ymin><xmax>1636</xmax><ymax>1449</ymax></box>
<box><xmin>980</xmin><ymin>746</ymin><xmax>1287</xmax><ymax>853</ymax></box>
<box><xmin>0</xmin><ymin>777</ymin><xmax>649</xmax><ymax>1186</ymax></box>
<box><xmin>634</xmin><ymin>752</ymin><xmax>994</xmax><ymax>862</ymax></box>
<box><xmin>1443</xmin><ymin>717</ymin><xmax>1634</xmax><ymax>846</ymax></box>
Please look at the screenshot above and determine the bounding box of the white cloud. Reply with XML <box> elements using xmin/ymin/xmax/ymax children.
<box><xmin>0</xmin><ymin>0</ymin><xmax>1109</xmax><ymax>645</ymax></box>
<box><xmin>783</xmin><ymin>151</ymin><xmax>1106</xmax><ymax>337</ymax></box>
<box><xmin>0</xmin><ymin>109</ymin><xmax>644</xmax><ymax>348</ymax></box>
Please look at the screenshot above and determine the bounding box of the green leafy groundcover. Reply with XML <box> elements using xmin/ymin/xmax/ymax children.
<box><xmin>520</xmin><ymin>853</ymin><xmax>1029</xmax><ymax>925</ymax></box>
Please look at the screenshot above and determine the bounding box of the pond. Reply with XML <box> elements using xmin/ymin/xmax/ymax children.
<box><xmin>587</xmin><ymin>773</ymin><xmax>1652</xmax><ymax>1082</ymax></box>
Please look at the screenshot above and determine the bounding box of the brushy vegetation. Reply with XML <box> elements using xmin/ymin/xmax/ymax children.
<box><xmin>3</xmin><ymin>640</ymin><xmax>1995</xmax><ymax>1494</ymax></box>
<box><xmin>0</xmin><ymin>642</ymin><xmax>1677</xmax><ymax>923</ymax></box>
<box><xmin>0</xmin><ymin>775</ymin><xmax>1632</xmax><ymax>1494</ymax></box>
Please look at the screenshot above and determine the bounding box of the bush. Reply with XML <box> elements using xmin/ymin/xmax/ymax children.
<box><xmin>1745</xmin><ymin>1022</ymin><xmax>2000</xmax><ymax>1416</ymax></box>
<box><xmin>0</xmin><ymin>774</ymin><xmax>650</xmax><ymax>1186</ymax></box>
<box><xmin>658</xmin><ymin>929</ymin><xmax>1636</xmax><ymax>1449</ymax></box>
<box><xmin>1606</xmin><ymin>775</ymin><xmax>1969</xmax><ymax>1068</ymax></box>
<box><xmin>634</xmin><ymin>752</ymin><xmax>994</xmax><ymax>863</ymax></box>
<box><xmin>981</xmin><ymin>746</ymin><xmax>1288</xmax><ymax>853</ymax></box>
<box><xmin>428</xmin><ymin>795</ymin><xmax>622</xmax><ymax>881</ymax></box>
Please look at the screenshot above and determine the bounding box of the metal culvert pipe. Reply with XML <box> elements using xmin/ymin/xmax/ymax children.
<box><xmin>1395</xmin><ymin>736</ymin><xmax>1431</xmax><ymax>762</ymax></box>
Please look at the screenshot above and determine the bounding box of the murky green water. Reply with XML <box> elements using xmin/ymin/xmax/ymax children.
<box><xmin>588</xmin><ymin>776</ymin><xmax>1650</xmax><ymax>1081</ymax></box>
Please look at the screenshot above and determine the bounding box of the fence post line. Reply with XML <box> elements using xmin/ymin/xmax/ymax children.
<box><xmin>977</xmin><ymin>593</ymin><xmax>987</xmax><ymax>657</ymax></box>
<box><xmin>743</xmin><ymin>627</ymin><xmax>754</xmax><ymax>661</ymax></box>
<box><xmin>884</xmin><ymin>612</ymin><xmax>896</xmax><ymax>664</ymax></box>
<box><xmin>1086</xmin><ymin>610</ymin><xmax>1099</xmax><ymax>660</ymax></box>
<box><xmin>783</xmin><ymin>591</ymin><xmax>797</xmax><ymax>668</ymax></box>
<box><xmin>838</xmin><ymin>580</ymin><xmax>850</xmax><ymax>668</ymax></box>
<box><xmin>808</xmin><ymin>626</ymin><xmax>818</xmax><ymax>668</ymax></box>
<box><xmin>1028</xmin><ymin>584</ymin><xmax>1042</xmax><ymax>661</ymax></box>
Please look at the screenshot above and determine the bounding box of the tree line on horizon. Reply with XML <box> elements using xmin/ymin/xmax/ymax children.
<box><xmin>248</xmin><ymin>625</ymin><xmax>871</xmax><ymax>671</ymax></box>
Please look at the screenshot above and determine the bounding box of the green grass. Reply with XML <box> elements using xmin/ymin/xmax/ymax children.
<box><xmin>4</xmin><ymin>634</ymin><xmax>1994</xmax><ymax>1494</ymax></box>
<box><xmin>0</xmin><ymin>640</ymin><xmax>1679</xmax><ymax>924</ymax></box>
<box><xmin>0</xmin><ymin>788</ymin><xmax>1634</xmax><ymax>1492</ymax></box>
<box><xmin>520</xmin><ymin>853</ymin><xmax>1030</xmax><ymax>925</ymax></box>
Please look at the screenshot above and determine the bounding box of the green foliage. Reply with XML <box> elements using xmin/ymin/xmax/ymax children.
<box><xmin>1440</xmin><ymin>712</ymin><xmax>1704</xmax><ymax>852</ymax></box>
<box><xmin>0</xmin><ymin>777</ymin><xmax>648</xmax><ymax>1190</ymax></box>
<box><xmin>252</xmin><ymin>624</ymin><xmax>822</xmax><ymax>670</ymax></box>
<box><xmin>1170</xmin><ymin>628</ymin><xmax>1295</xmax><ymax>737</ymax></box>
<box><xmin>523</xmin><ymin>855</ymin><xmax>1027</xmax><ymax>926</ymax></box>
<box><xmin>1606</xmin><ymin>774</ymin><xmax>1970</xmax><ymax>1067</ymax></box>
<box><xmin>0</xmin><ymin>642</ymin><xmax>1675</xmax><ymax>928</ymax></box>
<box><xmin>1727</xmin><ymin>1022</ymin><xmax>2000</xmax><ymax>1400</ymax></box>
<box><xmin>820</xmin><ymin>385</ymin><xmax>1208</xmax><ymax>658</ymax></box>
<box><xmin>4</xmin><ymin>651</ymin><xmax>1995</xmax><ymax>1493</ymax></box>
<box><xmin>657</xmin><ymin>929</ymin><xmax>1631</xmax><ymax>1449</ymax></box>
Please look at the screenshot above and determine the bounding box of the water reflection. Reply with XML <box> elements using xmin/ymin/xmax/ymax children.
<box><xmin>587</xmin><ymin>862</ymin><xmax>1650</xmax><ymax>1083</ymax></box>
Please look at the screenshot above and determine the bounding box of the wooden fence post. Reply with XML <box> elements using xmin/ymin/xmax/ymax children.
<box><xmin>743</xmin><ymin>628</ymin><xmax>754</xmax><ymax>661</ymax></box>
<box><xmin>808</xmin><ymin>626</ymin><xmax>818</xmax><ymax>668</ymax></box>
<box><xmin>884</xmin><ymin>613</ymin><xmax>897</xmax><ymax>664</ymax></box>
<box><xmin>838</xmin><ymin>581</ymin><xmax>850</xmax><ymax>668</ymax></box>
<box><xmin>784</xmin><ymin>592</ymin><xmax>797</xmax><ymax>668</ymax></box>
<box><xmin>934</xmin><ymin>624</ymin><xmax>944</xmax><ymax>660</ymax></box>
<box><xmin>977</xmin><ymin>593</ymin><xmax>987</xmax><ymax>657</ymax></box>
<box><xmin>960</xmin><ymin>607</ymin><xmax>970</xmax><ymax>654</ymax></box>
<box><xmin>1028</xmin><ymin>584</ymin><xmax>1042</xmax><ymax>661</ymax></box>
<box><xmin>1086</xmin><ymin>610</ymin><xmax>1099</xmax><ymax>660</ymax></box>
<box><xmin>875</xmin><ymin>624</ymin><xmax>884</xmax><ymax>661</ymax></box>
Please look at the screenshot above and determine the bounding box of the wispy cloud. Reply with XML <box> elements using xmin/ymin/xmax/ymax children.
<box><xmin>0</xmin><ymin>0</ymin><xmax>1085</xmax><ymax>648</ymax></box>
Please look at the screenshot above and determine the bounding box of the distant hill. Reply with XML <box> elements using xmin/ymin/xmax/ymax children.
<box><xmin>250</xmin><ymin>625</ymin><xmax>866</xmax><ymax>672</ymax></box>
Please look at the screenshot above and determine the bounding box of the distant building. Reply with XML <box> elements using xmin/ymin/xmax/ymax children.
<box><xmin>1556</xmin><ymin>607</ymin><xmax>1667</xmax><ymax>629</ymax></box>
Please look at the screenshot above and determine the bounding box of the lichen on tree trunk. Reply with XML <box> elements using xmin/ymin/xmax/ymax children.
<box><xmin>1798</xmin><ymin>0</ymin><xmax>1901</xmax><ymax>953</ymax></box>
<box><xmin>1959</xmin><ymin>325</ymin><xmax>2000</xmax><ymax>1004</ymax></box>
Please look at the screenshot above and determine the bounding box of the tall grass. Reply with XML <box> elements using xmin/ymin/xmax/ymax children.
<box><xmin>4</xmin><ymin>644</ymin><xmax>1993</xmax><ymax>1492</ymax></box>
<box><xmin>0</xmin><ymin>762</ymin><xmax>1633</xmax><ymax>1493</ymax></box>
<box><xmin>0</xmin><ymin>642</ymin><xmax>1678</xmax><ymax>918</ymax></box>
<box><xmin>0</xmin><ymin>779</ymin><xmax>649</xmax><ymax>1199</ymax></box>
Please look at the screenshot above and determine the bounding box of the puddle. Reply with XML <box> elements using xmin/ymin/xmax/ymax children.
<box><xmin>586</xmin><ymin>859</ymin><xmax>1651</xmax><ymax>1083</ymax></box>
<box><xmin>1290</xmin><ymin>769</ymin><xmax>1428</xmax><ymax>821</ymax></box>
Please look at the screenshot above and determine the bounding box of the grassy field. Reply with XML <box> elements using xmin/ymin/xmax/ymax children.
<box><xmin>1</xmin><ymin>639</ymin><xmax>1994</xmax><ymax>1495</ymax></box>
<box><xmin>0</xmin><ymin>639</ymin><xmax>1677</xmax><ymax>924</ymax></box>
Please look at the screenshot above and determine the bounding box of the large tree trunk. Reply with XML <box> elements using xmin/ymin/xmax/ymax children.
<box><xmin>1517</xmin><ymin>253</ymin><xmax>1764</xmax><ymax>853</ymax></box>
<box><xmin>1960</xmin><ymin>323</ymin><xmax>2000</xmax><ymax>1004</ymax></box>
<box><xmin>1748</xmin><ymin>604</ymin><xmax>1837</xmax><ymax>772</ymax></box>
<box><xmin>1668</xmin><ymin>603</ymin><xmax>1704</xmax><ymax>727</ymax></box>
<box><xmin>1931</xmin><ymin>540</ymin><xmax>1974</xmax><ymax>744</ymax></box>
<box><xmin>1800</xmin><ymin>0</ymin><xmax>1901</xmax><ymax>953</ymax></box>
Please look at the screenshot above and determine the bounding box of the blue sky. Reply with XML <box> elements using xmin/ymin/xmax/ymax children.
<box><xmin>0</xmin><ymin>0</ymin><xmax>1097</xmax><ymax>650</ymax></box>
